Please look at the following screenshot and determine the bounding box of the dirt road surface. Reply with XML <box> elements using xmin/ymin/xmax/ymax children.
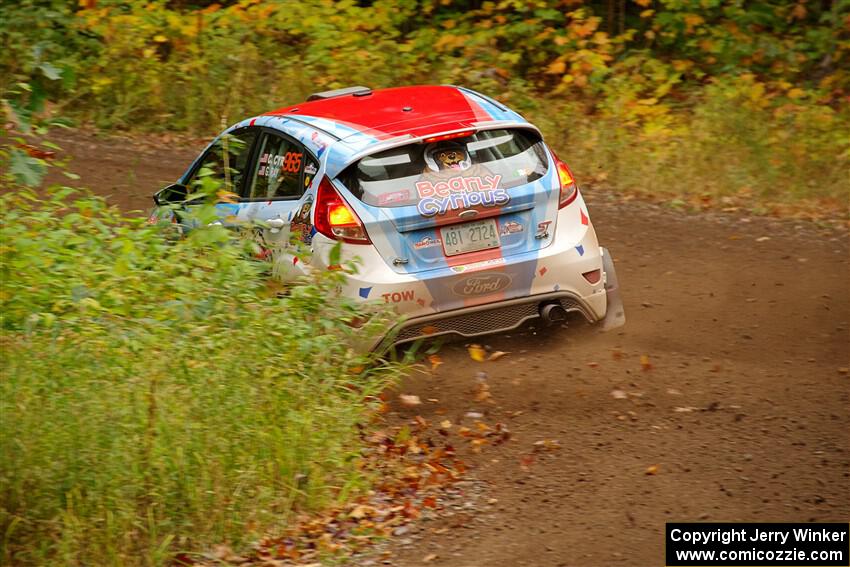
<box><xmin>48</xmin><ymin>131</ymin><xmax>849</xmax><ymax>567</ymax></box>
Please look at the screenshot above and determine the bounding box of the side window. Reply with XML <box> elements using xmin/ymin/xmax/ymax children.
<box><xmin>249</xmin><ymin>133</ymin><xmax>307</xmax><ymax>200</ymax></box>
<box><xmin>189</xmin><ymin>128</ymin><xmax>258</xmax><ymax>193</ymax></box>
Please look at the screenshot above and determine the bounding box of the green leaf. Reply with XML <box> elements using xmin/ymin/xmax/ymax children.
<box><xmin>9</xmin><ymin>149</ymin><xmax>47</xmax><ymax>187</ymax></box>
<box><xmin>39</xmin><ymin>62</ymin><xmax>61</xmax><ymax>81</ymax></box>
<box><xmin>329</xmin><ymin>242</ymin><xmax>342</xmax><ymax>267</ymax></box>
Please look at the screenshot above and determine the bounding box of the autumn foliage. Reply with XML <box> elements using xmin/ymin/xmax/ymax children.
<box><xmin>2</xmin><ymin>0</ymin><xmax>848</xmax><ymax>215</ymax></box>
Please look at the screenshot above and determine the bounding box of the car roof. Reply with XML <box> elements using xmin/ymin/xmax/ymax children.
<box><xmin>225</xmin><ymin>85</ymin><xmax>533</xmax><ymax>178</ymax></box>
<box><xmin>264</xmin><ymin>85</ymin><xmax>523</xmax><ymax>142</ymax></box>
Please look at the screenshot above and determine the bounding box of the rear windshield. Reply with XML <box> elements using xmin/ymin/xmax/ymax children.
<box><xmin>339</xmin><ymin>128</ymin><xmax>548</xmax><ymax>208</ymax></box>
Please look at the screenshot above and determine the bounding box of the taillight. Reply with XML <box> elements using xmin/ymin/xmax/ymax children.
<box><xmin>552</xmin><ymin>151</ymin><xmax>578</xmax><ymax>209</ymax></box>
<box><xmin>314</xmin><ymin>176</ymin><xmax>371</xmax><ymax>244</ymax></box>
<box><xmin>423</xmin><ymin>130</ymin><xmax>473</xmax><ymax>144</ymax></box>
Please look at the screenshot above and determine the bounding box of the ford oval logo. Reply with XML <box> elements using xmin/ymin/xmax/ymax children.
<box><xmin>453</xmin><ymin>273</ymin><xmax>513</xmax><ymax>296</ymax></box>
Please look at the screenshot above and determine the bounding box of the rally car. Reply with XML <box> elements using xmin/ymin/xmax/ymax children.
<box><xmin>152</xmin><ymin>85</ymin><xmax>625</xmax><ymax>348</ymax></box>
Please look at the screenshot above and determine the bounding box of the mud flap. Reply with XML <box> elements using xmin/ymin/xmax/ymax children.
<box><xmin>600</xmin><ymin>247</ymin><xmax>626</xmax><ymax>331</ymax></box>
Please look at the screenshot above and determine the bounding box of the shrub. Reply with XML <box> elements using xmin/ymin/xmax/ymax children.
<box><xmin>0</xmin><ymin>184</ymin><xmax>403</xmax><ymax>565</ymax></box>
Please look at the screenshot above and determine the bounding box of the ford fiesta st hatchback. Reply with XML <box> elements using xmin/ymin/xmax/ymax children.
<box><xmin>152</xmin><ymin>85</ymin><xmax>625</xmax><ymax>347</ymax></box>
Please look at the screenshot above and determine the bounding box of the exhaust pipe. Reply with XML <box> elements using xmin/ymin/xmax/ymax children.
<box><xmin>539</xmin><ymin>301</ymin><xmax>568</xmax><ymax>325</ymax></box>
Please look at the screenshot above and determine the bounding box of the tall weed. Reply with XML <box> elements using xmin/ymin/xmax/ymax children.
<box><xmin>0</xmin><ymin>186</ymin><xmax>403</xmax><ymax>565</ymax></box>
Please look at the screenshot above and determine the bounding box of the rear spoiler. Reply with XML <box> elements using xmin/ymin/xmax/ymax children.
<box><xmin>328</xmin><ymin>121</ymin><xmax>542</xmax><ymax>179</ymax></box>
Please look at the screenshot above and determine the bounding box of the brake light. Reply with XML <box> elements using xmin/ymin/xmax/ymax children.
<box><xmin>423</xmin><ymin>130</ymin><xmax>473</xmax><ymax>144</ymax></box>
<box><xmin>314</xmin><ymin>176</ymin><xmax>371</xmax><ymax>244</ymax></box>
<box><xmin>552</xmin><ymin>151</ymin><xmax>578</xmax><ymax>209</ymax></box>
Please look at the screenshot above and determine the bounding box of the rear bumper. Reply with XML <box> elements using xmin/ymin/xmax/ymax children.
<box><xmin>372</xmin><ymin>246</ymin><xmax>625</xmax><ymax>350</ymax></box>
<box><xmin>375</xmin><ymin>289</ymin><xmax>597</xmax><ymax>349</ymax></box>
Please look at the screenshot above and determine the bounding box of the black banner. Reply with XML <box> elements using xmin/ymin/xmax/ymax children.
<box><xmin>666</xmin><ymin>523</ymin><xmax>849</xmax><ymax>566</ymax></box>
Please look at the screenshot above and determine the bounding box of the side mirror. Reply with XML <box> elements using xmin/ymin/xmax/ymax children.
<box><xmin>153</xmin><ymin>183</ymin><xmax>188</xmax><ymax>206</ymax></box>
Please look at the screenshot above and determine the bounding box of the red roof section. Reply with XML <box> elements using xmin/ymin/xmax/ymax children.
<box><xmin>265</xmin><ymin>85</ymin><xmax>492</xmax><ymax>140</ymax></box>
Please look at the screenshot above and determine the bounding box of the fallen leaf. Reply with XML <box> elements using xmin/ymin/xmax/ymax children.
<box><xmin>488</xmin><ymin>350</ymin><xmax>508</xmax><ymax>361</ymax></box>
<box><xmin>439</xmin><ymin>419</ymin><xmax>453</xmax><ymax>429</ymax></box>
<box><xmin>645</xmin><ymin>464</ymin><xmax>660</xmax><ymax>475</ymax></box>
<box><xmin>611</xmin><ymin>389</ymin><xmax>627</xmax><ymax>399</ymax></box>
<box><xmin>399</xmin><ymin>394</ymin><xmax>422</xmax><ymax>407</ymax></box>
<box><xmin>429</xmin><ymin>354</ymin><xmax>443</xmax><ymax>371</ymax></box>
<box><xmin>474</xmin><ymin>383</ymin><xmax>491</xmax><ymax>402</ymax></box>
<box><xmin>349</xmin><ymin>504</ymin><xmax>375</xmax><ymax>519</ymax></box>
<box><xmin>423</xmin><ymin>553</ymin><xmax>438</xmax><ymax>562</ymax></box>
<box><xmin>640</xmin><ymin>354</ymin><xmax>653</xmax><ymax>371</ymax></box>
<box><xmin>533</xmin><ymin>439</ymin><xmax>562</xmax><ymax>451</ymax></box>
<box><xmin>520</xmin><ymin>454</ymin><xmax>535</xmax><ymax>470</ymax></box>
<box><xmin>468</xmin><ymin>344</ymin><xmax>487</xmax><ymax>362</ymax></box>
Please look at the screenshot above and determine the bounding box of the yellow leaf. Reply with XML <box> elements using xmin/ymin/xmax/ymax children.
<box><xmin>488</xmin><ymin>350</ymin><xmax>508</xmax><ymax>361</ymax></box>
<box><xmin>640</xmin><ymin>354</ymin><xmax>652</xmax><ymax>371</ymax></box>
<box><xmin>153</xmin><ymin>34</ymin><xmax>168</xmax><ymax>43</ymax></box>
<box><xmin>787</xmin><ymin>88</ymin><xmax>805</xmax><ymax>99</ymax></box>
<box><xmin>217</xmin><ymin>190</ymin><xmax>239</xmax><ymax>204</ymax></box>
<box><xmin>349</xmin><ymin>504</ymin><xmax>375</xmax><ymax>519</ymax></box>
<box><xmin>683</xmin><ymin>14</ymin><xmax>704</xmax><ymax>32</ymax></box>
<box><xmin>634</xmin><ymin>0</ymin><xmax>651</xmax><ymax>6</ymax></box>
<box><xmin>468</xmin><ymin>344</ymin><xmax>486</xmax><ymax>362</ymax></box>
<box><xmin>546</xmin><ymin>60</ymin><xmax>567</xmax><ymax>75</ymax></box>
<box><xmin>640</xmin><ymin>9</ymin><xmax>654</xmax><ymax>18</ymax></box>
<box><xmin>645</xmin><ymin>464</ymin><xmax>660</xmax><ymax>475</ymax></box>
<box><xmin>439</xmin><ymin>419</ymin><xmax>452</xmax><ymax>429</ymax></box>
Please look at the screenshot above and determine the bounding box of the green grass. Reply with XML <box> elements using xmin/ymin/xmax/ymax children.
<box><xmin>0</xmin><ymin>188</ymin><xmax>404</xmax><ymax>566</ymax></box>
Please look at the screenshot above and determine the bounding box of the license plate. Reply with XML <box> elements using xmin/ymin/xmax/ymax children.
<box><xmin>440</xmin><ymin>219</ymin><xmax>500</xmax><ymax>256</ymax></box>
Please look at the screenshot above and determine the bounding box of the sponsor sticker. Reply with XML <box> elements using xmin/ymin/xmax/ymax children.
<box><xmin>415</xmin><ymin>174</ymin><xmax>508</xmax><ymax>217</ymax></box>
<box><xmin>413</xmin><ymin>235</ymin><xmax>442</xmax><ymax>250</ymax></box>
<box><xmin>500</xmin><ymin>220</ymin><xmax>523</xmax><ymax>235</ymax></box>
<box><xmin>378</xmin><ymin>190</ymin><xmax>411</xmax><ymax>206</ymax></box>
<box><xmin>290</xmin><ymin>195</ymin><xmax>314</xmax><ymax>244</ymax></box>
<box><xmin>450</xmin><ymin>257</ymin><xmax>507</xmax><ymax>274</ymax></box>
